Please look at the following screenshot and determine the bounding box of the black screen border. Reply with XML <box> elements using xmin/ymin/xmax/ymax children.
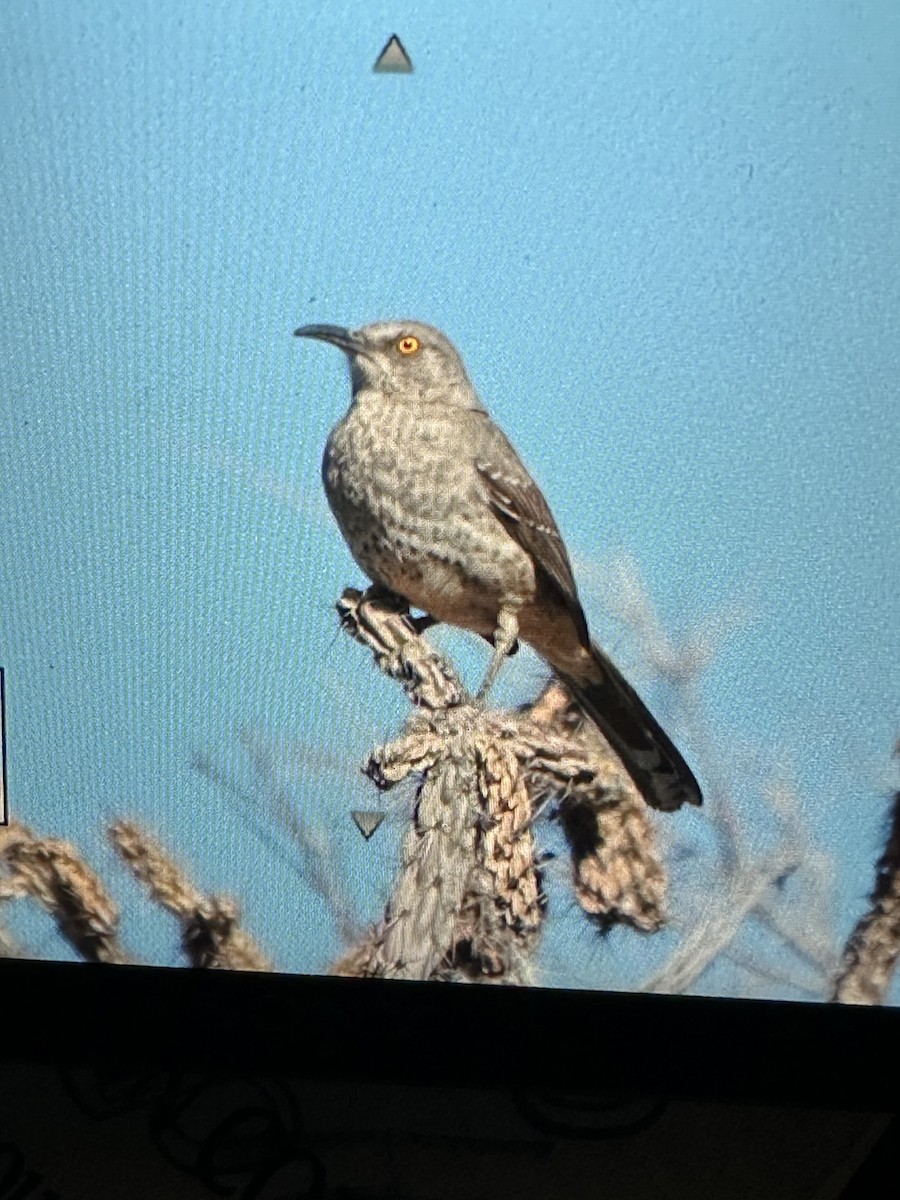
<box><xmin>2</xmin><ymin>957</ymin><xmax>897</xmax><ymax>1111</ymax></box>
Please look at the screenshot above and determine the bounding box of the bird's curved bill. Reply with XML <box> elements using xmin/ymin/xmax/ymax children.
<box><xmin>293</xmin><ymin>324</ymin><xmax>364</xmax><ymax>356</ymax></box>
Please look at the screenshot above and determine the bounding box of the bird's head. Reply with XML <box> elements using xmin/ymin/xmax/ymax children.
<box><xmin>293</xmin><ymin>319</ymin><xmax>481</xmax><ymax>408</ymax></box>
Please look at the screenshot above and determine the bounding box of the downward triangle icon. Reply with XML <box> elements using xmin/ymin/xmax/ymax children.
<box><xmin>352</xmin><ymin>810</ymin><xmax>386</xmax><ymax>840</ymax></box>
<box><xmin>373</xmin><ymin>35</ymin><xmax>413</xmax><ymax>74</ymax></box>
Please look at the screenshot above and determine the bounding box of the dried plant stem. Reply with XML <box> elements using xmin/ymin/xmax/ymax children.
<box><xmin>723</xmin><ymin>944</ymin><xmax>825</xmax><ymax>998</ymax></box>
<box><xmin>832</xmin><ymin>779</ymin><xmax>900</xmax><ymax>1005</ymax></box>
<box><xmin>643</xmin><ymin>841</ymin><xmax>802</xmax><ymax>995</ymax></box>
<box><xmin>754</xmin><ymin>900</ymin><xmax>836</xmax><ymax>979</ymax></box>
<box><xmin>110</xmin><ymin>820</ymin><xmax>273</xmax><ymax>971</ymax></box>
<box><xmin>0</xmin><ymin>821</ymin><xmax>128</xmax><ymax>963</ymax></box>
<box><xmin>235</xmin><ymin>730</ymin><xmax>360</xmax><ymax>946</ymax></box>
<box><xmin>335</xmin><ymin>706</ymin><xmax>545</xmax><ymax>981</ymax></box>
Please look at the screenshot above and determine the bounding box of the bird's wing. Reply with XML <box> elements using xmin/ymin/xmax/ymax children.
<box><xmin>474</xmin><ymin>421</ymin><xmax>589</xmax><ymax>644</ymax></box>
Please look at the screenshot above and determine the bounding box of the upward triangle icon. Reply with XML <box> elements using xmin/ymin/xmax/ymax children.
<box><xmin>373</xmin><ymin>34</ymin><xmax>413</xmax><ymax>74</ymax></box>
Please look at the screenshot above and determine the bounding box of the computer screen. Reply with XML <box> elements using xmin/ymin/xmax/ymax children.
<box><xmin>1</xmin><ymin>1</ymin><xmax>897</xmax><ymax>1010</ymax></box>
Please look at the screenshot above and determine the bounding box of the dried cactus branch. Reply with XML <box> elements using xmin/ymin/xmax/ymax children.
<box><xmin>331</xmin><ymin>598</ymin><xmax>671</xmax><ymax>983</ymax></box>
<box><xmin>337</xmin><ymin>587</ymin><xmax>467</xmax><ymax>710</ymax></box>
<box><xmin>832</xmin><ymin>773</ymin><xmax>900</xmax><ymax>1005</ymax></box>
<box><xmin>0</xmin><ymin>864</ymin><xmax>27</xmax><ymax>957</ymax></box>
<box><xmin>526</xmin><ymin>684</ymin><xmax>667</xmax><ymax>933</ymax></box>
<box><xmin>110</xmin><ymin>820</ymin><xmax>273</xmax><ymax>972</ymax></box>
<box><xmin>754</xmin><ymin>900</ymin><xmax>836</xmax><ymax>978</ymax></box>
<box><xmin>0</xmin><ymin>821</ymin><xmax>128</xmax><ymax>964</ymax></box>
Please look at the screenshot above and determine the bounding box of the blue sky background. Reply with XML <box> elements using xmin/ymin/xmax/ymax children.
<box><xmin>0</xmin><ymin>1</ymin><xmax>897</xmax><ymax>1002</ymax></box>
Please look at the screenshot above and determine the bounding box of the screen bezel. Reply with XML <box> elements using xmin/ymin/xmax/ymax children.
<box><xmin>3</xmin><ymin>957</ymin><xmax>897</xmax><ymax>1111</ymax></box>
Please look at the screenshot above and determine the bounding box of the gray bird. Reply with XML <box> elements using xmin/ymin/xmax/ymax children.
<box><xmin>294</xmin><ymin>319</ymin><xmax>702</xmax><ymax>812</ymax></box>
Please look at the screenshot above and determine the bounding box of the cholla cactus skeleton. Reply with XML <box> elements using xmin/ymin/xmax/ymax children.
<box><xmin>0</xmin><ymin>821</ymin><xmax>127</xmax><ymax>964</ymax></box>
<box><xmin>331</xmin><ymin>588</ymin><xmax>670</xmax><ymax>981</ymax></box>
<box><xmin>832</xmin><ymin>753</ymin><xmax>900</xmax><ymax>1005</ymax></box>
<box><xmin>0</xmin><ymin>818</ymin><xmax>271</xmax><ymax>971</ymax></box>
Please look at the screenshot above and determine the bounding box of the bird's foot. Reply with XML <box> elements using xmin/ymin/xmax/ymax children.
<box><xmin>358</xmin><ymin>583</ymin><xmax>409</xmax><ymax>617</ymax></box>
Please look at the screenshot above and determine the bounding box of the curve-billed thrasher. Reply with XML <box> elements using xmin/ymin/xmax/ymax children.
<box><xmin>294</xmin><ymin>319</ymin><xmax>702</xmax><ymax>812</ymax></box>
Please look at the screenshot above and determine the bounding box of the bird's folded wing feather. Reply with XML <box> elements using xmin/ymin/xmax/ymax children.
<box><xmin>474</xmin><ymin>422</ymin><xmax>588</xmax><ymax>642</ymax></box>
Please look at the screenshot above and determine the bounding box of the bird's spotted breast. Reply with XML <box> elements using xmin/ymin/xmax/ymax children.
<box><xmin>322</xmin><ymin>391</ymin><xmax>534</xmax><ymax>622</ymax></box>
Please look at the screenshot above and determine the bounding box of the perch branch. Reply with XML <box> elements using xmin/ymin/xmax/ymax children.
<box><xmin>330</xmin><ymin>592</ymin><xmax>670</xmax><ymax>982</ymax></box>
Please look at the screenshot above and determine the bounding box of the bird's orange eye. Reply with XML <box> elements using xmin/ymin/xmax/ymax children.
<box><xmin>397</xmin><ymin>335</ymin><xmax>420</xmax><ymax>355</ymax></box>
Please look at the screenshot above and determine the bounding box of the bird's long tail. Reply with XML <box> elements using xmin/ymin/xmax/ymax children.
<box><xmin>557</xmin><ymin>643</ymin><xmax>702</xmax><ymax>812</ymax></box>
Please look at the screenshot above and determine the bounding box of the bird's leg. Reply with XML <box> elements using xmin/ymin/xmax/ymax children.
<box><xmin>489</xmin><ymin>631</ymin><xmax>520</xmax><ymax>657</ymax></box>
<box><xmin>476</xmin><ymin>604</ymin><xmax>520</xmax><ymax>701</ymax></box>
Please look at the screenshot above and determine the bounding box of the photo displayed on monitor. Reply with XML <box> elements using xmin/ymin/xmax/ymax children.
<box><xmin>1</xmin><ymin>3</ymin><xmax>897</xmax><ymax>1006</ymax></box>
